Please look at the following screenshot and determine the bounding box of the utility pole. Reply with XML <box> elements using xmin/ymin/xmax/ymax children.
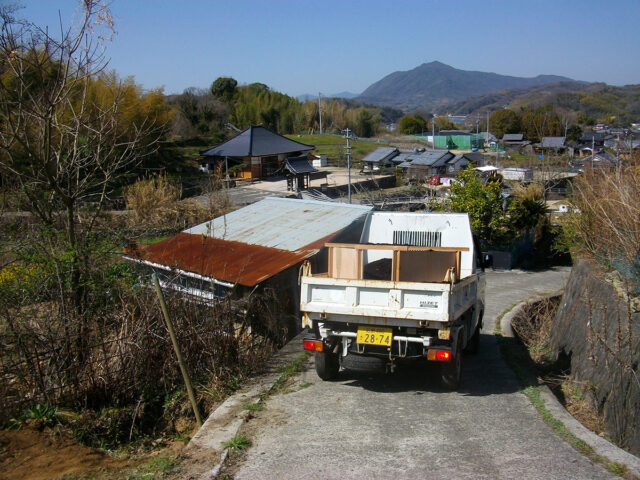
<box><xmin>318</xmin><ymin>92</ymin><xmax>322</xmax><ymax>134</ymax></box>
<box><xmin>486</xmin><ymin>110</ymin><xmax>490</xmax><ymax>145</ymax></box>
<box><xmin>432</xmin><ymin>116</ymin><xmax>435</xmax><ymax>150</ymax></box>
<box><xmin>344</xmin><ymin>128</ymin><xmax>352</xmax><ymax>203</ymax></box>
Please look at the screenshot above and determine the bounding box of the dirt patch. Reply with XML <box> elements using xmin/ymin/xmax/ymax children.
<box><xmin>0</xmin><ymin>427</ymin><xmax>130</xmax><ymax>480</ymax></box>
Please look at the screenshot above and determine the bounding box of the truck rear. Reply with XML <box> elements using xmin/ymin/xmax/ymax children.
<box><xmin>300</xmin><ymin>211</ymin><xmax>486</xmax><ymax>389</ymax></box>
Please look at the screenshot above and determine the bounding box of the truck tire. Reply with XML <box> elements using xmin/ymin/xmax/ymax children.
<box><xmin>315</xmin><ymin>351</ymin><xmax>340</xmax><ymax>380</ymax></box>
<box><xmin>441</xmin><ymin>336</ymin><xmax>462</xmax><ymax>390</ymax></box>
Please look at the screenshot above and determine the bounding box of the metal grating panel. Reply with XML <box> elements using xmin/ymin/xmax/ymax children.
<box><xmin>393</xmin><ymin>230</ymin><xmax>441</xmax><ymax>247</ymax></box>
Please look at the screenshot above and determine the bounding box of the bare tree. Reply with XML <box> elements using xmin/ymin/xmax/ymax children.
<box><xmin>0</xmin><ymin>2</ymin><xmax>167</xmax><ymax>310</ymax></box>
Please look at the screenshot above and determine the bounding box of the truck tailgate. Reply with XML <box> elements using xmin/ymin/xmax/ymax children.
<box><xmin>300</xmin><ymin>275</ymin><xmax>478</xmax><ymax>327</ymax></box>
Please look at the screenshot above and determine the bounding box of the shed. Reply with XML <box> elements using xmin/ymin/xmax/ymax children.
<box><xmin>125</xmin><ymin>198</ymin><xmax>373</xmax><ymax>321</ymax></box>
<box><xmin>281</xmin><ymin>155</ymin><xmax>327</xmax><ymax>191</ymax></box>
<box><xmin>199</xmin><ymin>125</ymin><xmax>314</xmax><ymax>180</ymax></box>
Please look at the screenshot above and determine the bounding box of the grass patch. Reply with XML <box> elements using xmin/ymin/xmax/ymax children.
<box><xmin>242</xmin><ymin>402</ymin><xmax>263</xmax><ymax>412</ymax></box>
<box><xmin>270</xmin><ymin>351</ymin><xmax>311</xmax><ymax>394</ymax></box>
<box><xmin>136</xmin><ymin>236</ymin><xmax>170</xmax><ymax>246</ymax></box>
<box><xmin>298</xmin><ymin>382</ymin><xmax>313</xmax><ymax>391</ymax></box>
<box><xmin>110</xmin><ymin>454</ymin><xmax>181</xmax><ymax>480</ymax></box>
<box><xmin>224</xmin><ymin>434</ymin><xmax>252</xmax><ymax>451</ymax></box>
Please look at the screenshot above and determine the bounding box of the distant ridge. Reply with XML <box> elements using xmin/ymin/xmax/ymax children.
<box><xmin>297</xmin><ymin>91</ymin><xmax>360</xmax><ymax>102</ymax></box>
<box><xmin>357</xmin><ymin>61</ymin><xmax>578</xmax><ymax>111</ymax></box>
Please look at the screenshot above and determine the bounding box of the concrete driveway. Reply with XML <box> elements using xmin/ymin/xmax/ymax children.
<box><xmin>231</xmin><ymin>267</ymin><xmax>616</xmax><ymax>480</ymax></box>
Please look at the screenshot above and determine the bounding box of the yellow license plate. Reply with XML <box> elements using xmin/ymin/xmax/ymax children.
<box><xmin>356</xmin><ymin>326</ymin><xmax>392</xmax><ymax>346</ymax></box>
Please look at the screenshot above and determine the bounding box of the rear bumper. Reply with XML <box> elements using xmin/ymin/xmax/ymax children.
<box><xmin>303</xmin><ymin>324</ymin><xmax>456</xmax><ymax>361</ymax></box>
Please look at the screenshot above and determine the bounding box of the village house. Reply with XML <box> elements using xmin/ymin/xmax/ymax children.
<box><xmin>537</xmin><ymin>136</ymin><xmax>567</xmax><ymax>155</ymax></box>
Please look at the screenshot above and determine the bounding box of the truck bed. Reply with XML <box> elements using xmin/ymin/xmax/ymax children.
<box><xmin>300</xmin><ymin>273</ymin><xmax>479</xmax><ymax>329</ymax></box>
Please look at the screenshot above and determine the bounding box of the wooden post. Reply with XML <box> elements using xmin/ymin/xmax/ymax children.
<box><xmin>152</xmin><ymin>273</ymin><xmax>203</xmax><ymax>426</ymax></box>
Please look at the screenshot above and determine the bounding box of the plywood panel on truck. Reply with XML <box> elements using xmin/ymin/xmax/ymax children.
<box><xmin>329</xmin><ymin>247</ymin><xmax>361</xmax><ymax>280</ymax></box>
<box><xmin>398</xmin><ymin>250</ymin><xmax>458</xmax><ymax>283</ymax></box>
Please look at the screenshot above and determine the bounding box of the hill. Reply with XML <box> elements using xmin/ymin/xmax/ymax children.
<box><xmin>448</xmin><ymin>82</ymin><xmax>640</xmax><ymax>124</ymax></box>
<box><xmin>357</xmin><ymin>61</ymin><xmax>577</xmax><ymax>111</ymax></box>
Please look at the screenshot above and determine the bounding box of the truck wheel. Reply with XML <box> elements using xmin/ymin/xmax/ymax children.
<box><xmin>441</xmin><ymin>337</ymin><xmax>462</xmax><ymax>390</ymax></box>
<box><xmin>465</xmin><ymin>326</ymin><xmax>480</xmax><ymax>354</ymax></box>
<box><xmin>315</xmin><ymin>351</ymin><xmax>340</xmax><ymax>380</ymax></box>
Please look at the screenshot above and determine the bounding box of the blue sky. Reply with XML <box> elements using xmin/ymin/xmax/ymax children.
<box><xmin>20</xmin><ymin>0</ymin><xmax>640</xmax><ymax>97</ymax></box>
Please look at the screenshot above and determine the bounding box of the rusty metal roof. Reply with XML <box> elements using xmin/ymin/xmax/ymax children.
<box><xmin>186</xmin><ymin>198</ymin><xmax>372</xmax><ymax>252</ymax></box>
<box><xmin>135</xmin><ymin>198</ymin><xmax>372</xmax><ymax>287</ymax></box>
<box><xmin>137</xmin><ymin>233</ymin><xmax>314</xmax><ymax>287</ymax></box>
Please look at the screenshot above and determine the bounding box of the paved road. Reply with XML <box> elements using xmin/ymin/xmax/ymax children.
<box><xmin>231</xmin><ymin>267</ymin><xmax>617</xmax><ymax>480</ymax></box>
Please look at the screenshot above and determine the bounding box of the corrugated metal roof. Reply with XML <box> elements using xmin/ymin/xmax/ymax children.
<box><xmin>200</xmin><ymin>125</ymin><xmax>313</xmax><ymax>157</ymax></box>
<box><xmin>187</xmin><ymin>198</ymin><xmax>372</xmax><ymax>251</ymax></box>
<box><xmin>133</xmin><ymin>199</ymin><xmax>372</xmax><ymax>287</ymax></box>
<box><xmin>136</xmin><ymin>233</ymin><xmax>315</xmax><ymax>287</ymax></box>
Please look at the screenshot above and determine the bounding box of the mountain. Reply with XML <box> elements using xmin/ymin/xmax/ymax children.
<box><xmin>447</xmin><ymin>81</ymin><xmax>591</xmax><ymax>114</ymax></box>
<box><xmin>447</xmin><ymin>82</ymin><xmax>640</xmax><ymax>124</ymax></box>
<box><xmin>357</xmin><ymin>61</ymin><xmax>578</xmax><ymax>111</ymax></box>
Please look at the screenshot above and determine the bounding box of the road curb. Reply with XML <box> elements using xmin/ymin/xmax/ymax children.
<box><xmin>190</xmin><ymin>329</ymin><xmax>309</xmax><ymax>479</ymax></box>
<box><xmin>500</xmin><ymin>295</ymin><xmax>640</xmax><ymax>478</ymax></box>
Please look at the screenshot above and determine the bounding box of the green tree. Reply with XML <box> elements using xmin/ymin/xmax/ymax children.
<box><xmin>448</xmin><ymin>168</ymin><xmax>506</xmax><ymax>245</ymax></box>
<box><xmin>210</xmin><ymin>76</ymin><xmax>238</xmax><ymax>104</ymax></box>
<box><xmin>489</xmin><ymin>109</ymin><xmax>521</xmax><ymax>138</ymax></box>
<box><xmin>398</xmin><ymin>115</ymin><xmax>428</xmax><ymax>134</ymax></box>
<box><xmin>566</xmin><ymin>124</ymin><xmax>583</xmax><ymax>143</ymax></box>
<box><xmin>354</xmin><ymin>108</ymin><xmax>379</xmax><ymax>138</ymax></box>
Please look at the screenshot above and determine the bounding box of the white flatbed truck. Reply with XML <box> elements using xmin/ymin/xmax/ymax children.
<box><xmin>300</xmin><ymin>211</ymin><xmax>486</xmax><ymax>389</ymax></box>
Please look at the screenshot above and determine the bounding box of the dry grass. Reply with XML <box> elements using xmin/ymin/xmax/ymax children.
<box><xmin>562</xmin><ymin>165</ymin><xmax>640</xmax><ymax>292</ymax></box>
<box><xmin>124</xmin><ymin>174</ymin><xmax>181</xmax><ymax>223</ymax></box>
<box><xmin>511</xmin><ymin>296</ymin><xmax>560</xmax><ymax>363</ymax></box>
<box><xmin>123</xmin><ymin>173</ymin><xmax>231</xmax><ymax>230</ymax></box>
<box><xmin>511</xmin><ymin>181</ymin><xmax>544</xmax><ymax>202</ymax></box>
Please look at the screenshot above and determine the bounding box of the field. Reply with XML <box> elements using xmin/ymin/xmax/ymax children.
<box><xmin>285</xmin><ymin>133</ymin><xmax>387</xmax><ymax>167</ymax></box>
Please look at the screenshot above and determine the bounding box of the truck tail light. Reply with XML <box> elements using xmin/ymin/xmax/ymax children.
<box><xmin>303</xmin><ymin>340</ymin><xmax>323</xmax><ymax>352</ymax></box>
<box><xmin>427</xmin><ymin>349</ymin><xmax>451</xmax><ymax>362</ymax></box>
